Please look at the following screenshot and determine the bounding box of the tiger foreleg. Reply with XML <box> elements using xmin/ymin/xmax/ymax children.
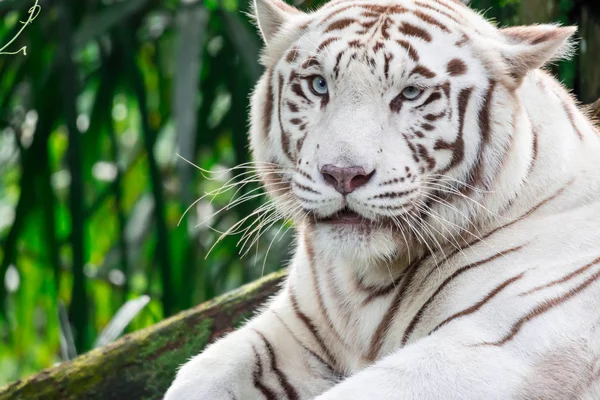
<box><xmin>164</xmin><ymin>291</ymin><xmax>339</xmax><ymax>400</ymax></box>
<box><xmin>315</xmin><ymin>329</ymin><xmax>526</xmax><ymax>400</ymax></box>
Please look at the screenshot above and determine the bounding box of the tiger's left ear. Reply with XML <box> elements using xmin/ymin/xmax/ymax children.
<box><xmin>498</xmin><ymin>24</ymin><xmax>577</xmax><ymax>84</ymax></box>
<box><xmin>253</xmin><ymin>0</ymin><xmax>304</xmax><ymax>45</ymax></box>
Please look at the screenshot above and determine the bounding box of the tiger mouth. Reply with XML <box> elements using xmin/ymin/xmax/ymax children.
<box><xmin>317</xmin><ymin>207</ymin><xmax>368</xmax><ymax>225</ymax></box>
<box><xmin>312</xmin><ymin>205</ymin><xmax>417</xmax><ymax>229</ymax></box>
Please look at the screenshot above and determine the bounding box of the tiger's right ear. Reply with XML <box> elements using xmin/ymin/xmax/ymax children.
<box><xmin>497</xmin><ymin>25</ymin><xmax>577</xmax><ymax>85</ymax></box>
<box><xmin>253</xmin><ymin>0</ymin><xmax>303</xmax><ymax>45</ymax></box>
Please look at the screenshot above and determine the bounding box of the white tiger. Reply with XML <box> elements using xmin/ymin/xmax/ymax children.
<box><xmin>165</xmin><ymin>0</ymin><xmax>600</xmax><ymax>398</ymax></box>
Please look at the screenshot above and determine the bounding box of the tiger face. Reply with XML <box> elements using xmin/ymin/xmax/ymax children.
<box><xmin>249</xmin><ymin>0</ymin><xmax>575</xmax><ymax>262</ymax></box>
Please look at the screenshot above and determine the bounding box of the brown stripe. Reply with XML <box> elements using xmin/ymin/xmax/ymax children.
<box><xmin>404</xmin><ymin>133</ymin><xmax>421</xmax><ymax>163</ymax></box>
<box><xmin>381</xmin><ymin>17</ymin><xmax>393</xmax><ymax>39</ymax></box>
<box><xmin>483</xmin><ymin>266</ymin><xmax>600</xmax><ymax>346</ymax></box>
<box><xmin>288</xmin><ymin>286</ymin><xmax>337</xmax><ymax>368</ymax></box>
<box><xmin>502</xmin><ymin>179</ymin><xmax>568</xmax><ymax>228</ymax></box>
<box><xmin>362</xmin><ymin>4</ymin><xmax>408</xmax><ymax>14</ymax></box>
<box><xmin>301</xmin><ymin>57</ymin><xmax>320</xmax><ymax>70</ymax></box>
<box><xmin>455</xmin><ymin>33</ymin><xmax>469</xmax><ymax>47</ymax></box>
<box><xmin>370</xmin><ymin>188</ymin><xmax>419</xmax><ymax>200</ymax></box>
<box><xmin>317</xmin><ymin>37</ymin><xmax>341</xmax><ymax>53</ymax></box>
<box><xmin>271</xmin><ymin>311</ymin><xmax>338</xmax><ymax>378</ymax></box>
<box><xmin>425</xmin><ymin>111</ymin><xmax>446</xmax><ymax>121</ymax></box>
<box><xmin>478</xmin><ymin>81</ymin><xmax>495</xmax><ymax>147</ymax></box>
<box><xmin>304</xmin><ymin>233</ymin><xmax>347</xmax><ymax>347</ymax></box>
<box><xmin>321</xmin><ymin>0</ymin><xmax>351</xmax><ymax>8</ymax></box>
<box><xmin>324</xmin><ymin>18</ymin><xmax>357</xmax><ymax>33</ymax></box>
<box><xmin>348</xmin><ymin>39</ymin><xmax>362</xmax><ymax>48</ymax></box>
<box><xmin>252</xmin><ymin>345</ymin><xmax>278</xmax><ymax>400</ymax></box>
<box><xmin>420</xmin><ymin>92</ymin><xmax>442</xmax><ymax>108</ymax></box>
<box><xmin>367</xmin><ymin>254</ymin><xmax>427</xmax><ymax>361</ymax></box>
<box><xmin>384</xmin><ymin>53</ymin><xmax>393</xmax><ymax>80</ymax></box>
<box><xmin>396</xmin><ymin>39</ymin><xmax>419</xmax><ymax>62</ymax></box>
<box><xmin>286</xmin><ymin>47</ymin><xmax>300</xmax><ymax>64</ymax></box>
<box><xmin>520</xmin><ymin>256</ymin><xmax>600</xmax><ymax>296</ymax></box>
<box><xmin>562</xmin><ymin>99</ymin><xmax>584</xmax><ymax>140</ymax></box>
<box><xmin>398</xmin><ymin>22</ymin><xmax>432</xmax><ymax>42</ymax></box>
<box><xmin>441</xmin><ymin>81</ymin><xmax>451</xmax><ymax>98</ymax></box>
<box><xmin>413</xmin><ymin>10</ymin><xmax>451</xmax><ymax>33</ymax></box>
<box><xmin>526</xmin><ymin>125</ymin><xmax>539</xmax><ymax>178</ymax></box>
<box><xmin>263</xmin><ymin>68</ymin><xmax>274</xmax><ymax>140</ymax></box>
<box><xmin>432</xmin><ymin>0</ymin><xmax>463</xmax><ymax>13</ymax></box>
<box><xmin>255</xmin><ymin>330</ymin><xmax>299</xmax><ymax>400</ymax></box>
<box><xmin>320</xmin><ymin>91</ymin><xmax>330</xmax><ymax>109</ymax></box>
<box><xmin>359</xmin><ymin>276</ymin><xmax>403</xmax><ymax>305</ymax></box>
<box><xmin>417</xmin><ymin>144</ymin><xmax>436</xmax><ymax>170</ymax></box>
<box><xmin>390</xmin><ymin>94</ymin><xmax>404</xmax><ymax>113</ymax></box>
<box><xmin>278</xmin><ymin>73</ymin><xmax>294</xmax><ymax>161</ymax></box>
<box><xmin>429</xmin><ymin>272</ymin><xmax>525</xmax><ymax>335</ymax></box>
<box><xmin>436</xmin><ymin>86</ymin><xmax>473</xmax><ymax>173</ymax></box>
<box><xmin>319</xmin><ymin>4</ymin><xmax>356</xmax><ymax>24</ymax></box>
<box><xmin>415</xmin><ymin>0</ymin><xmax>462</xmax><ymax>24</ymax></box>
<box><xmin>294</xmin><ymin>181</ymin><xmax>320</xmax><ymax>194</ymax></box>
<box><xmin>297</xmin><ymin>20</ymin><xmax>311</xmax><ymax>32</ymax></box>
<box><xmin>334</xmin><ymin>51</ymin><xmax>344</xmax><ymax>79</ymax></box>
<box><xmin>291</xmin><ymin>82</ymin><xmax>311</xmax><ymax>104</ymax></box>
<box><xmin>402</xmin><ymin>245</ymin><xmax>525</xmax><ymax>345</ymax></box>
<box><xmin>411</xmin><ymin>65</ymin><xmax>436</xmax><ymax>79</ymax></box>
<box><xmin>296</xmin><ymin>169</ymin><xmax>314</xmax><ymax>182</ymax></box>
<box><xmin>464</xmin><ymin>81</ymin><xmax>495</xmax><ymax>194</ymax></box>
<box><xmin>359</xmin><ymin>19</ymin><xmax>378</xmax><ymax>32</ymax></box>
<box><xmin>361</xmin><ymin>11</ymin><xmax>380</xmax><ymax>18</ymax></box>
<box><xmin>297</xmin><ymin>136</ymin><xmax>306</xmax><ymax>153</ymax></box>
<box><xmin>446</xmin><ymin>58</ymin><xmax>467</xmax><ymax>76</ymax></box>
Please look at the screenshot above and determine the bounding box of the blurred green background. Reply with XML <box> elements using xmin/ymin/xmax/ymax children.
<box><xmin>0</xmin><ymin>0</ymin><xmax>598</xmax><ymax>387</ymax></box>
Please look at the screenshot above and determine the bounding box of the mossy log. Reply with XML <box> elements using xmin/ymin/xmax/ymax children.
<box><xmin>0</xmin><ymin>269</ymin><xmax>287</xmax><ymax>400</ymax></box>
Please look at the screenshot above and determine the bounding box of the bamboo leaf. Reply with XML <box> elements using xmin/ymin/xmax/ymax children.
<box><xmin>94</xmin><ymin>295</ymin><xmax>150</xmax><ymax>348</ymax></box>
<box><xmin>58</xmin><ymin>302</ymin><xmax>77</xmax><ymax>361</ymax></box>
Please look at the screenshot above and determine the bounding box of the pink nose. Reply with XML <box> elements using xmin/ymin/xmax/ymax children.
<box><xmin>320</xmin><ymin>165</ymin><xmax>374</xmax><ymax>194</ymax></box>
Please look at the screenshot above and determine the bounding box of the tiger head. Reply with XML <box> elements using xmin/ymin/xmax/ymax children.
<box><xmin>248</xmin><ymin>0</ymin><xmax>575</xmax><ymax>263</ymax></box>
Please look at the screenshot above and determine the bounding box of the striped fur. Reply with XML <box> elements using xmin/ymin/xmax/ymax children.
<box><xmin>165</xmin><ymin>0</ymin><xmax>600</xmax><ymax>399</ymax></box>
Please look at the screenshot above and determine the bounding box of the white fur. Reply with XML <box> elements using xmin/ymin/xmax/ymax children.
<box><xmin>165</xmin><ymin>0</ymin><xmax>600</xmax><ymax>399</ymax></box>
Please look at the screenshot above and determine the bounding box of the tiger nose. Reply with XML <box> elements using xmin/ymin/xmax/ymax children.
<box><xmin>320</xmin><ymin>165</ymin><xmax>374</xmax><ymax>194</ymax></box>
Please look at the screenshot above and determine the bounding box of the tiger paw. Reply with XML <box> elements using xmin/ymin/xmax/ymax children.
<box><xmin>164</xmin><ymin>382</ymin><xmax>236</xmax><ymax>400</ymax></box>
<box><xmin>163</xmin><ymin>340</ymin><xmax>253</xmax><ymax>400</ymax></box>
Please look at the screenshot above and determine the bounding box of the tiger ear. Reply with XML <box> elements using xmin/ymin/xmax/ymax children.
<box><xmin>498</xmin><ymin>25</ymin><xmax>577</xmax><ymax>84</ymax></box>
<box><xmin>253</xmin><ymin>0</ymin><xmax>303</xmax><ymax>45</ymax></box>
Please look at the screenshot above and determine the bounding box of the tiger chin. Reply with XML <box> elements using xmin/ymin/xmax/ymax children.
<box><xmin>165</xmin><ymin>0</ymin><xmax>600</xmax><ymax>399</ymax></box>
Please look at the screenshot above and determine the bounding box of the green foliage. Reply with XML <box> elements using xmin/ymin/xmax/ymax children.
<box><xmin>0</xmin><ymin>0</ymin><xmax>592</xmax><ymax>387</ymax></box>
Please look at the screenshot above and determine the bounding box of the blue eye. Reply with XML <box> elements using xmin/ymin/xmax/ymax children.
<box><xmin>310</xmin><ymin>76</ymin><xmax>328</xmax><ymax>96</ymax></box>
<box><xmin>402</xmin><ymin>86</ymin><xmax>423</xmax><ymax>100</ymax></box>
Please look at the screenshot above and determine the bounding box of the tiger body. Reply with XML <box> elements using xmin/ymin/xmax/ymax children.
<box><xmin>165</xmin><ymin>0</ymin><xmax>600</xmax><ymax>398</ymax></box>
